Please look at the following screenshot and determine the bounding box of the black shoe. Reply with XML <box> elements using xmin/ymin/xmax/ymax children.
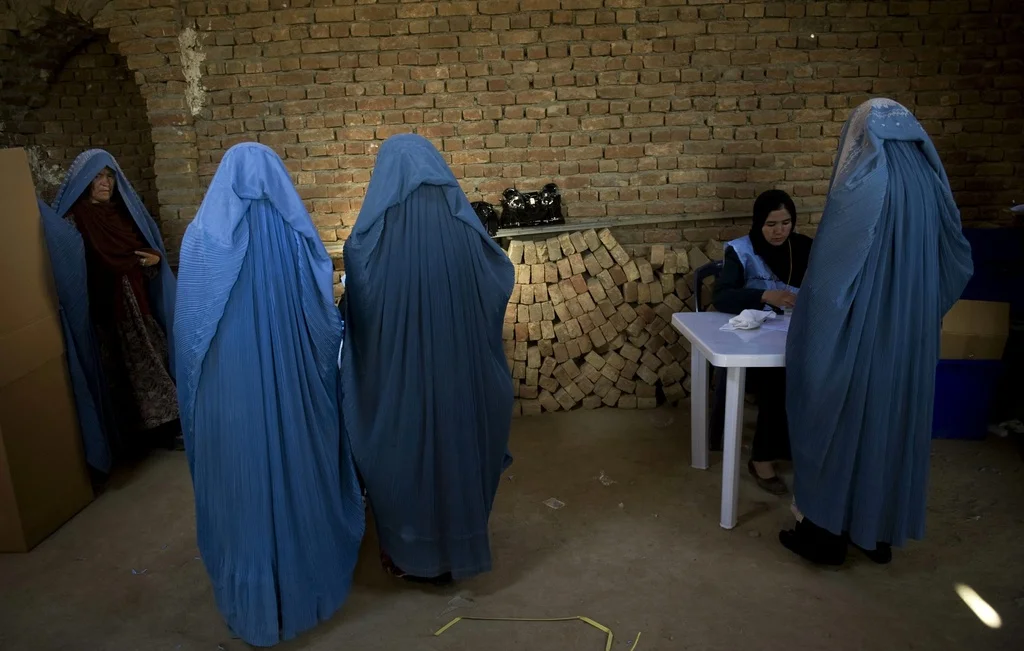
<box><xmin>402</xmin><ymin>572</ymin><xmax>454</xmax><ymax>587</ymax></box>
<box><xmin>158</xmin><ymin>435</ymin><xmax>185</xmax><ymax>451</ymax></box>
<box><xmin>856</xmin><ymin>542</ymin><xmax>892</xmax><ymax>564</ymax></box>
<box><xmin>779</xmin><ymin>519</ymin><xmax>847</xmax><ymax>566</ymax></box>
<box><xmin>382</xmin><ymin>551</ymin><xmax>453</xmax><ymax>586</ymax></box>
<box><xmin>88</xmin><ymin>467</ymin><xmax>110</xmax><ymax>494</ymax></box>
<box><xmin>748</xmin><ymin>460</ymin><xmax>788</xmax><ymax>495</ymax></box>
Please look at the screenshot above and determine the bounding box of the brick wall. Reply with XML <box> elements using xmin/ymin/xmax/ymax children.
<box><xmin>0</xmin><ymin>0</ymin><xmax>200</xmax><ymax>247</ymax></box>
<box><xmin>11</xmin><ymin>38</ymin><xmax>158</xmax><ymax>209</ymax></box>
<box><xmin>1</xmin><ymin>0</ymin><xmax>1022</xmax><ymax>263</ymax></box>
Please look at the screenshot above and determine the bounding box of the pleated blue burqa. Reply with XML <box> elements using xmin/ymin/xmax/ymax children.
<box><xmin>341</xmin><ymin>134</ymin><xmax>515</xmax><ymax>580</ymax></box>
<box><xmin>786</xmin><ymin>99</ymin><xmax>974</xmax><ymax>549</ymax></box>
<box><xmin>37</xmin><ymin>197</ymin><xmax>115</xmax><ymax>473</ymax></box>
<box><xmin>175</xmin><ymin>143</ymin><xmax>364</xmax><ymax>646</ymax></box>
<box><xmin>45</xmin><ymin>149</ymin><xmax>177</xmax><ymax>472</ymax></box>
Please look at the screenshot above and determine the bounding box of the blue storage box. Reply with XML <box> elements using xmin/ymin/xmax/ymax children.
<box><xmin>932</xmin><ymin>359</ymin><xmax>1003</xmax><ymax>440</ymax></box>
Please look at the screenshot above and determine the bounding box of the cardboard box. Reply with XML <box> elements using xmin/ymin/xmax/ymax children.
<box><xmin>0</xmin><ymin>147</ymin><xmax>93</xmax><ymax>552</ymax></box>
<box><xmin>940</xmin><ymin>299</ymin><xmax>1010</xmax><ymax>361</ymax></box>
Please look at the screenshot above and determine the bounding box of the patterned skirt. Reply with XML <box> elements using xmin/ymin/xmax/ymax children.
<box><xmin>96</xmin><ymin>276</ymin><xmax>179</xmax><ymax>434</ymax></box>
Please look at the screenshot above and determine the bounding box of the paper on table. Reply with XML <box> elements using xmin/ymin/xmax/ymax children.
<box><xmin>728</xmin><ymin>328</ymin><xmax>763</xmax><ymax>343</ymax></box>
<box><xmin>761</xmin><ymin>317</ymin><xmax>791</xmax><ymax>333</ymax></box>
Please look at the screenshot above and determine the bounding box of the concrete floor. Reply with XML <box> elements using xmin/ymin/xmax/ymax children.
<box><xmin>1</xmin><ymin>407</ymin><xmax>1023</xmax><ymax>651</ymax></box>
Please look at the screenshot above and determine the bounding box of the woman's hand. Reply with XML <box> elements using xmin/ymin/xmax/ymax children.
<box><xmin>134</xmin><ymin>250</ymin><xmax>161</xmax><ymax>268</ymax></box>
<box><xmin>762</xmin><ymin>290</ymin><xmax>797</xmax><ymax>309</ymax></box>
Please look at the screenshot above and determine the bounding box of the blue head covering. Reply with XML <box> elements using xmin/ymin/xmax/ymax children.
<box><xmin>51</xmin><ymin>148</ymin><xmax>177</xmax><ymax>377</ymax></box>
<box><xmin>786</xmin><ymin>99</ymin><xmax>973</xmax><ymax>549</ymax></box>
<box><xmin>345</xmin><ymin>133</ymin><xmax>513</xmax><ymax>265</ymax></box>
<box><xmin>174</xmin><ymin>142</ymin><xmax>363</xmax><ymax>647</ymax></box>
<box><xmin>341</xmin><ymin>134</ymin><xmax>514</xmax><ymax>580</ymax></box>
<box><xmin>37</xmin><ymin>197</ymin><xmax>114</xmax><ymax>472</ymax></box>
<box><xmin>174</xmin><ymin>142</ymin><xmax>336</xmax><ymax>434</ymax></box>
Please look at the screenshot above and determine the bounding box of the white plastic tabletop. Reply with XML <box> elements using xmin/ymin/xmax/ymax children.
<box><xmin>671</xmin><ymin>312</ymin><xmax>788</xmax><ymax>368</ymax></box>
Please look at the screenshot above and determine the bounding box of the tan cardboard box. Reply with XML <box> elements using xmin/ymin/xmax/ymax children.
<box><xmin>0</xmin><ymin>147</ymin><xmax>93</xmax><ymax>553</ymax></box>
<box><xmin>940</xmin><ymin>299</ymin><xmax>1010</xmax><ymax>361</ymax></box>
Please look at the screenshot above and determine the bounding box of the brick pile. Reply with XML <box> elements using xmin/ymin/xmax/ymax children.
<box><xmin>505</xmin><ymin>227</ymin><xmax>715</xmax><ymax>414</ymax></box>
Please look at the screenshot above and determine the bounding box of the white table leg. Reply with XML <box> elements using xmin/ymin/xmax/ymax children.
<box><xmin>720</xmin><ymin>366</ymin><xmax>747</xmax><ymax>530</ymax></box>
<box><xmin>689</xmin><ymin>348</ymin><xmax>708</xmax><ymax>470</ymax></box>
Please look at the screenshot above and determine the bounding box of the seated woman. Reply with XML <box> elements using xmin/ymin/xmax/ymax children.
<box><xmin>712</xmin><ymin>189</ymin><xmax>813</xmax><ymax>495</ymax></box>
<box><xmin>341</xmin><ymin>134</ymin><xmax>515</xmax><ymax>585</ymax></box>
<box><xmin>51</xmin><ymin>150</ymin><xmax>179</xmax><ymax>461</ymax></box>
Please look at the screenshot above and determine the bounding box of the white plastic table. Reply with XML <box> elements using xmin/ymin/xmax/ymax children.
<box><xmin>671</xmin><ymin>312</ymin><xmax>789</xmax><ymax>529</ymax></box>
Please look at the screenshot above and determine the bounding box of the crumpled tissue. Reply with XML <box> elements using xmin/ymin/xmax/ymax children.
<box><xmin>720</xmin><ymin>309</ymin><xmax>776</xmax><ymax>331</ymax></box>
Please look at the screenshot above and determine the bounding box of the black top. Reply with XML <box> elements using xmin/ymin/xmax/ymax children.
<box><xmin>712</xmin><ymin>248</ymin><xmax>770</xmax><ymax>314</ymax></box>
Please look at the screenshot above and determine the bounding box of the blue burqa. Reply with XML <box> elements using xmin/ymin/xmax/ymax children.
<box><xmin>175</xmin><ymin>143</ymin><xmax>364</xmax><ymax>646</ymax></box>
<box><xmin>37</xmin><ymin>198</ymin><xmax>114</xmax><ymax>473</ymax></box>
<box><xmin>341</xmin><ymin>134</ymin><xmax>515</xmax><ymax>580</ymax></box>
<box><xmin>786</xmin><ymin>99</ymin><xmax>974</xmax><ymax>549</ymax></box>
<box><xmin>47</xmin><ymin>149</ymin><xmax>177</xmax><ymax>472</ymax></box>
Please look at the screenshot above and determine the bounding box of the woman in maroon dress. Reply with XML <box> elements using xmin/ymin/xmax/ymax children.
<box><xmin>64</xmin><ymin>165</ymin><xmax>179</xmax><ymax>454</ymax></box>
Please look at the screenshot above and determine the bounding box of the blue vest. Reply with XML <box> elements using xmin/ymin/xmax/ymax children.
<box><xmin>725</xmin><ymin>236</ymin><xmax>800</xmax><ymax>294</ymax></box>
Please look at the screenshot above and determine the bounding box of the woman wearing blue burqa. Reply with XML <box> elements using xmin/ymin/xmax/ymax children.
<box><xmin>37</xmin><ymin>198</ymin><xmax>116</xmax><ymax>475</ymax></box>
<box><xmin>782</xmin><ymin>99</ymin><xmax>973</xmax><ymax>566</ymax></box>
<box><xmin>341</xmin><ymin>134</ymin><xmax>515</xmax><ymax>585</ymax></box>
<box><xmin>50</xmin><ymin>150</ymin><xmax>179</xmax><ymax>468</ymax></box>
<box><xmin>175</xmin><ymin>143</ymin><xmax>364</xmax><ymax>646</ymax></box>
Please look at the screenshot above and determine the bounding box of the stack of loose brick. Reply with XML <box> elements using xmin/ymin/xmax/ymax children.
<box><xmin>503</xmin><ymin>228</ymin><xmax>700</xmax><ymax>417</ymax></box>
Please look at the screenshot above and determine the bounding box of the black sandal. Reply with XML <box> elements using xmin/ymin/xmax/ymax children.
<box><xmin>748</xmin><ymin>460</ymin><xmax>788</xmax><ymax>495</ymax></box>
<box><xmin>855</xmin><ymin>542</ymin><xmax>892</xmax><ymax>564</ymax></box>
<box><xmin>779</xmin><ymin>518</ymin><xmax>847</xmax><ymax>566</ymax></box>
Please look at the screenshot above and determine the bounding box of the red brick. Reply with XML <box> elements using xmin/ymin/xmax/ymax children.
<box><xmin>437</xmin><ymin>2</ymin><xmax>477</xmax><ymax>16</ymax></box>
<box><xmin>479</xmin><ymin>0</ymin><xmax>520</xmax><ymax>15</ymax></box>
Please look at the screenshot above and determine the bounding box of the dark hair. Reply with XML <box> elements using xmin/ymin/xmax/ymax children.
<box><xmin>752</xmin><ymin>189</ymin><xmax>796</xmax><ymax>229</ymax></box>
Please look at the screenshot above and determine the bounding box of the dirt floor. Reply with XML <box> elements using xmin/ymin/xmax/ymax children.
<box><xmin>1</xmin><ymin>407</ymin><xmax>1023</xmax><ymax>651</ymax></box>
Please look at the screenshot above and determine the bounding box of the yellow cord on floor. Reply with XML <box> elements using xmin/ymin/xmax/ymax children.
<box><xmin>433</xmin><ymin>615</ymin><xmax>642</xmax><ymax>651</ymax></box>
